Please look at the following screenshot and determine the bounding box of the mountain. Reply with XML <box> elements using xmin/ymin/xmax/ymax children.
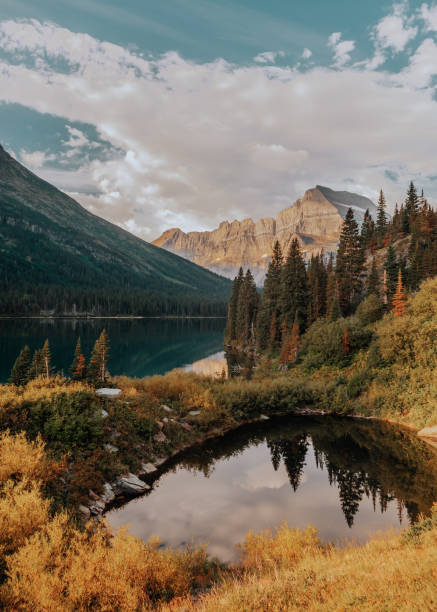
<box><xmin>0</xmin><ymin>145</ymin><xmax>231</xmax><ymax>314</ymax></box>
<box><xmin>153</xmin><ymin>186</ymin><xmax>378</xmax><ymax>284</ymax></box>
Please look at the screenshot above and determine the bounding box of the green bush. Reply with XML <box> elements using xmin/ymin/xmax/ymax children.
<box><xmin>355</xmin><ymin>295</ymin><xmax>384</xmax><ymax>325</ymax></box>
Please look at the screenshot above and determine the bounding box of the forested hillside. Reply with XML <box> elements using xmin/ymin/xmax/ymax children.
<box><xmin>0</xmin><ymin>145</ymin><xmax>231</xmax><ymax>315</ymax></box>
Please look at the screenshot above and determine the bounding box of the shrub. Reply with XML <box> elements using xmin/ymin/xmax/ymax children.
<box><xmin>355</xmin><ymin>294</ymin><xmax>384</xmax><ymax>325</ymax></box>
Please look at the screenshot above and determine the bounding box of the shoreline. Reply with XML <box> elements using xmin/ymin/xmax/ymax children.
<box><xmin>0</xmin><ymin>315</ymin><xmax>227</xmax><ymax>320</ymax></box>
<box><xmin>92</xmin><ymin>405</ymin><xmax>436</xmax><ymax>521</ymax></box>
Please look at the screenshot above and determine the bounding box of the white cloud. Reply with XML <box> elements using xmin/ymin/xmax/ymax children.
<box><xmin>253</xmin><ymin>51</ymin><xmax>284</xmax><ymax>64</ymax></box>
<box><xmin>328</xmin><ymin>32</ymin><xmax>355</xmax><ymax>67</ymax></box>
<box><xmin>420</xmin><ymin>3</ymin><xmax>437</xmax><ymax>32</ymax></box>
<box><xmin>19</xmin><ymin>149</ymin><xmax>55</xmax><ymax>169</ymax></box>
<box><xmin>374</xmin><ymin>2</ymin><xmax>418</xmax><ymax>52</ymax></box>
<box><xmin>302</xmin><ymin>48</ymin><xmax>312</xmax><ymax>59</ymax></box>
<box><xmin>1</xmin><ymin>17</ymin><xmax>437</xmax><ymax>240</ymax></box>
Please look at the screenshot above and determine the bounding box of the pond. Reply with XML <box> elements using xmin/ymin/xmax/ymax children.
<box><xmin>0</xmin><ymin>317</ymin><xmax>226</xmax><ymax>382</ymax></box>
<box><xmin>107</xmin><ymin>415</ymin><xmax>437</xmax><ymax>562</ymax></box>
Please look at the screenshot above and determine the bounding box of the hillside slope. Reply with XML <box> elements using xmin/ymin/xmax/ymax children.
<box><xmin>0</xmin><ymin>146</ymin><xmax>231</xmax><ymax>313</ymax></box>
<box><xmin>153</xmin><ymin>186</ymin><xmax>378</xmax><ymax>284</ymax></box>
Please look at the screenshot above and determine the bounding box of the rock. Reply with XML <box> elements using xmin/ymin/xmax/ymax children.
<box><xmin>153</xmin><ymin>457</ymin><xmax>167</xmax><ymax>466</ymax></box>
<box><xmin>115</xmin><ymin>473</ymin><xmax>150</xmax><ymax>495</ymax></box>
<box><xmin>104</xmin><ymin>443</ymin><xmax>118</xmax><ymax>453</ymax></box>
<box><xmin>101</xmin><ymin>482</ymin><xmax>115</xmax><ymax>503</ymax></box>
<box><xmin>188</xmin><ymin>410</ymin><xmax>201</xmax><ymax>416</ymax></box>
<box><xmin>152</xmin><ymin>186</ymin><xmax>377</xmax><ymax>284</ymax></box>
<box><xmin>418</xmin><ymin>425</ymin><xmax>437</xmax><ymax>439</ymax></box>
<box><xmin>141</xmin><ymin>462</ymin><xmax>158</xmax><ymax>474</ymax></box>
<box><xmin>163</xmin><ymin>417</ymin><xmax>169</xmax><ymax>423</ymax></box>
<box><xmin>89</xmin><ymin>499</ymin><xmax>106</xmax><ymax>514</ymax></box>
<box><xmin>101</xmin><ymin>409</ymin><xmax>109</xmax><ymax>418</ymax></box>
<box><xmin>180</xmin><ymin>422</ymin><xmax>193</xmax><ymax>432</ymax></box>
<box><xmin>79</xmin><ymin>504</ymin><xmax>91</xmax><ymax>518</ymax></box>
<box><xmin>96</xmin><ymin>388</ymin><xmax>122</xmax><ymax>397</ymax></box>
<box><xmin>161</xmin><ymin>404</ymin><xmax>173</xmax><ymax>412</ymax></box>
<box><xmin>154</xmin><ymin>432</ymin><xmax>167</xmax><ymax>443</ymax></box>
<box><xmin>259</xmin><ymin>414</ymin><xmax>269</xmax><ymax>420</ymax></box>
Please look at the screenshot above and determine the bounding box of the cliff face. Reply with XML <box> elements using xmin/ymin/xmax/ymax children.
<box><xmin>153</xmin><ymin>186</ymin><xmax>377</xmax><ymax>284</ymax></box>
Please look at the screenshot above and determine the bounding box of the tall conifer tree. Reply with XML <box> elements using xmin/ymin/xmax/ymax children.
<box><xmin>257</xmin><ymin>242</ymin><xmax>283</xmax><ymax>351</ymax></box>
<box><xmin>280</xmin><ymin>238</ymin><xmax>308</xmax><ymax>329</ymax></box>
<box><xmin>9</xmin><ymin>345</ymin><xmax>31</xmax><ymax>386</ymax></box>
<box><xmin>225</xmin><ymin>267</ymin><xmax>244</xmax><ymax>345</ymax></box>
<box><xmin>376</xmin><ymin>190</ymin><xmax>388</xmax><ymax>244</ymax></box>
<box><xmin>335</xmin><ymin>208</ymin><xmax>364</xmax><ymax>314</ymax></box>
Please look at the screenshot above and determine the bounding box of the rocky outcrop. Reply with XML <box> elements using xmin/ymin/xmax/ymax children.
<box><xmin>153</xmin><ymin>185</ymin><xmax>378</xmax><ymax>284</ymax></box>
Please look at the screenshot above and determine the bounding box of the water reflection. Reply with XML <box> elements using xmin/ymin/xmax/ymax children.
<box><xmin>0</xmin><ymin>317</ymin><xmax>226</xmax><ymax>381</ymax></box>
<box><xmin>108</xmin><ymin>416</ymin><xmax>437</xmax><ymax>561</ymax></box>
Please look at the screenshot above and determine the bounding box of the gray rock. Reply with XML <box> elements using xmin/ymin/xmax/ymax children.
<box><xmin>115</xmin><ymin>473</ymin><xmax>150</xmax><ymax>495</ymax></box>
<box><xmin>96</xmin><ymin>388</ymin><xmax>122</xmax><ymax>397</ymax></box>
<box><xmin>154</xmin><ymin>432</ymin><xmax>167</xmax><ymax>443</ymax></box>
<box><xmin>163</xmin><ymin>417</ymin><xmax>169</xmax><ymax>423</ymax></box>
<box><xmin>101</xmin><ymin>409</ymin><xmax>109</xmax><ymax>418</ymax></box>
<box><xmin>188</xmin><ymin>410</ymin><xmax>201</xmax><ymax>416</ymax></box>
<box><xmin>101</xmin><ymin>482</ymin><xmax>115</xmax><ymax>503</ymax></box>
<box><xmin>89</xmin><ymin>499</ymin><xmax>106</xmax><ymax>514</ymax></box>
<box><xmin>141</xmin><ymin>462</ymin><xmax>158</xmax><ymax>474</ymax></box>
<box><xmin>154</xmin><ymin>456</ymin><xmax>167</xmax><ymax>466</ymax></box>
<box><xmin>161</xmin><ymin>404</ymin><xmax>173</xmax><ymax>412</ymax></box>
<box><xmin>104</xmin><ymin>443</ymin><xmax>119</xmax><ymax>453</ymax></box>
<box><xmin>259</xmin><ymin>414</ymin><xmax>269</xmax><ymax>420</ymax></box>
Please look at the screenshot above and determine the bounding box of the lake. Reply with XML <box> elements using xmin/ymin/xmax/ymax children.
<box><xmin>0</xmin><ymin>317</ymin><xmax>227</xmax><ymax>382</ymax></box>
<box><xmin>107</xmin><ymin>415</ymin><xmax>437</xmax><ymax>562</ymax></box>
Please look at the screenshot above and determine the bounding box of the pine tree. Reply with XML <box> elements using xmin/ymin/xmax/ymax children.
<box><xmin>41</xmin><ymin>339</ymin><xmax>52</xmax><ymax>378</ymax></box>
<box><xmin>392</xmin><ymin>269</ymin><xmax>406</xmax><ymax>317</ymax></box>
<box><xmin>70</xmin><ymin>338</ymin><xmax>83</xmax><ymax>378</ymax></box>
<box><xmin>236</xmin><ymin>270</ymin><xmax>259</xmax><ymax>348</ymax></box>
<box><xmin>360</xmin><ymin>209</ymin><xmax>375</xmax><ymax>249</ymax></box>
<box><xmin>367</xmin><ymin>257</ymin><xmax>380</xmax><ymax>297</ymax></box>
<box><xmin>9</xmin><ymin>345</ymin><xmax>31</xmax><ymax>386</ymax></box>
<box><xmin>88</xmin><ymin>330</ymin><xmax>110</xmax><ymax>383</ymax></box>
<box><xmin>404</xmin><ymin>181</ymin><xmax>419</xmax><ymax>233</ymax></box>
<box><xmin>376</xmin><ymin>190</ymin><xmax>388</xmax><ymax>244</ymax></box>
<box><xmin>289</xmin><ymin>314</ymin><xmax>300</xmax><ymax>363</ymax></box>
<box><xmin>225</xmin><ymin>267</ymin><xmax>244</xmax><ymax>345</ymax></box>
<box><xmin>257</xmin><ymin>242</ymin><xmax>283</xmax><ymax>351</ymax></box>
<box><xmin>384</xmin><ymin>244</ymin><xmax>398</xmax><ymax>301</ymax></box>
<box><xmin>325</xmin><ymin>253</ymin><xmax>336</xmax><ymax>317</ymax></box>
<box><xmin>74</xmin><ymin>354</ymin><xmax>87</xmax><ymax>380</ymax></box>
<box><xmin>280</xmin><ymin>238</ymin><xmax>308</xmax><ymax>329</ymax></box>
<box><xmin>29</xmin><ymin>349</ymin><xmax>43</xmax><ymax>379</ymax></box>
<box><xmin>335</xmin><ymin>208</ymin><xmax>365</xmax><ymax>314</ymax></box>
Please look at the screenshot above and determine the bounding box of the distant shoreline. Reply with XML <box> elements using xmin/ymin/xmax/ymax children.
<box><xmin>0</xmin><ymin>315</ymin><xmax>227</xmax><ymax>320</ymax></box>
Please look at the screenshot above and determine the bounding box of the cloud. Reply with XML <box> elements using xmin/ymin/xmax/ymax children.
<box><xmin>420</xmin><ymin>2</ymin><xmax>437</xmax><ymax>32</ymax></box>
<box><xmin>253</xmin><ymin>51</ymin><xmax>284</xmax><ymax>64</ymax></box>
<box><xmin>374</xmin><ymin>2</ymin><xmax>418</xmax><ymax>53</ymax></box>
<box><xmin>302</xmin><ymin>48</ymin><xmax>312</xmax><ymax>59</ymax></box>
<box><xmin>0</xmin><ymin>15</ymin><xmax>436</xmax><ymax>241</ymax></box>
<box><xmin>19</xmin><ymin>149</ymin><xmax>55</xmax><ymax>169</ymax></box>
<box><xmin>328</xmin><ymin>32</ymin><xmax>355</xmax><ymax>67</ymax></box>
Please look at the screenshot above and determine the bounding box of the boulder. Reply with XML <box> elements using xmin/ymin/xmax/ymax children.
<box><xmin>418</xmin><ymin>425</ymin><xmax>437</xmax><ymax>439</ymax></box>
<box><xmin>188</xmin><ymin>410</ymin><xmax>201</xmax><ymax>416</ymax></box>
<box><xmin>115</xmin><ymin>473</ymin><xmax>150</xmax><ymax>495</ymax></box>
<box><xmin>161</xmin><ymin>404</ymin><xmax>173</xmax><ymax>412</ymax></box>
<box><xmin>141</xmin><ymin>462</ymin><xmax>158</xmax><ymax>474</ymax></box>
<box><xmin>101</xmin><ymin>482</ymin><xmax>115</xmax><ymax>503</ymax></box>
<box><xmin>96</xmin><ymin>388</ymin><xmax>122</xmax><ymax>397</ymax></box>
<box><xmin>259</xmin><ymin>414</ymin><xmax>269</xmax><ymax>420</ymax></box>
<box><xmin>101</xmin><ymin>409</ymin><xmax>109</xmax><ymax>418</ymax></box>
<box><xmin>104</xmin><ymin>443</ymin><xmax>118</xmax><ymax>453</ymax></box>
<box><xmin>79</xmin><ymin>504</ymin><xmax>91</xmax><ymax>519</ymax></box>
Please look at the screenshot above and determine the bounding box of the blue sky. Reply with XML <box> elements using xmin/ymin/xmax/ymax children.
<box><xmin>1</xmin><ymin>1</ymin><xmax>436</xmax><ymax>238</ymax></box>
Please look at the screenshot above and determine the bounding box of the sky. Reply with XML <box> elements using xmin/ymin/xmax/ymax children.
<box><xmin>1</xmin><ymin>1</ymin><xmax>437</xmax><ymax>240</ymax></box>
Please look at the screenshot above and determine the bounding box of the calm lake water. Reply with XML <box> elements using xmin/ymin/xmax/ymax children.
<box><xmin>107</xmin><ymin>416</ymin><xmax>437</xmax><ymax>562</ymax></box>
<box><xmin>0</xmin><ymin>317</ymin><xmax>226</xmax><ymax>382</ymax></box>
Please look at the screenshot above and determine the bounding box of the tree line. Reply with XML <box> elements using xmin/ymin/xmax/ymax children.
<box><xmin>9</xmin><ymin>330</ymin><xmax>111</xmax><ymax>386</ymax></box>
<box><xmin>226</xmin><ymin>181</ymin><xmax>437</xmax><ymax>361</ymax></box>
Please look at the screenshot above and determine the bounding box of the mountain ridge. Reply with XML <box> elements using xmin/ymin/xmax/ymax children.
<box><xmin>153</xmin><ymin>185</ymin><xmax>378</xmax><ymax>284</ymax></box>
<box><xmin>0</xmin><ymin>145</ymin><xmax>231</xmax><ymax>314</ymax></box>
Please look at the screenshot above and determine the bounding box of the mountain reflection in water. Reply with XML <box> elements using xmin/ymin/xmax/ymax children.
<box><xmin>108</xmin><ymin>416</ymin><xmax>437</xmax><ymax>562</ymax></box>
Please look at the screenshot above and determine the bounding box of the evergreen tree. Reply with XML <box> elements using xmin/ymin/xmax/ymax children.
<box><xmin>403</xmin><ymin>181</ymin><xmax>419</xmax><ymax>233</ymax></box>
<box><xmin>88</xmin><ymin>330</ymin><xmax>110</xmax><ymax>383</ymax></box>
<box><xmin>392</xmin><ymin>269</ymin><xmax>406</xmax><ymax>317</ymax></box>
<box><xmin>384</xmin><ymin>245</ymin><xmax>398</xmax><ymax>301</ymax></box>
<box><xmin>367</xmin><ymin>257</ymin><xmax>380</xmax><ymax>297</ymax></box>
<box><xmin>325</xmin><ymin>253</ymin><xmax>336</xmax><ymax>317</ymax></box>
<box><xmin>307</xmin><ymin>253</ymin><xmax>327</xmax><ymax>323</ymax></box>
<box><xmin>360</xmin><ymin>209</ymin><xmax>375</xmax><ymax>249</ymax></box>
<box><xmin>41</xmin><ymin>339</ymin><xmax>52</xmax><ymax>378</ymax></box>
<box><xmin>335</xmin><ymin>208</ymin><xmax>364</xmax><ymax>314</ymax></box>
<box><xmin>225</xmin><ymin>268</ymin><xmax>244</xmax><ymax>345</ymax></box>
<box><xmin>236</xmin><ymin>270</ymin><xmax>259</xmax><ymax>347</ymax></box>
<box><xmin>257</xmin><ymin>242</ymin><xmax>283</xmax><ymax>351</ymax></box>
<box><xmin>70</xmin><ymin>338</ymin><xmax>82</xmax><ymax>378</ymax></box>
<box><xmin>29</xmin><ymin>349</ymin><xmax>43</xmax><ymax>379</ymax></box>
<box><xmin>9</xmin><ymin>345</ymin><xmax>31</xmax><ymax>386</ymax></box>
<box><xmin>289</xmin><ymin>314</ymin><xmax>300</xmax><ymax>363</ymax></box>
<box><xmin>280</xmin><ymin>238</ymin><xmax>308</xmax><ymax>329</ymax></box>
<box><xmin>376</xmin><ymin>190</ymin><xmax>388</xmax><ymax>244</ymax></box>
